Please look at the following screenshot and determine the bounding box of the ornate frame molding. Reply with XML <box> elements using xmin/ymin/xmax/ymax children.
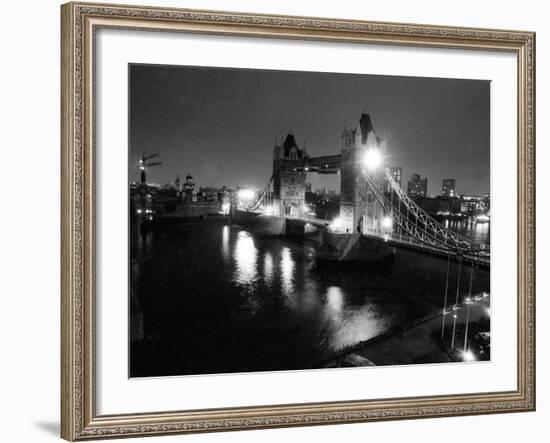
<box><xmin>61</xmin><ymin>2</ymin><xmax>535</xmax><ymax>440</ymax></box>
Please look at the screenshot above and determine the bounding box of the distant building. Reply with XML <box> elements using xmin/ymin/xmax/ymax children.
<box><xmin>442</xmin><ymin>178</ymin><xmax>456</xmax><ymax>197</ymax></box>
<box><xmin>385</xmin><ymin>166</ymin><xmax>402</xmax><ymax>192</ymax></box>
<box><xmin>174</xmin><ymin>175</ymin><xmax>227</xmax><ymax>218</ymax></box>
<box><xmin>436</xmin><ymin>196</ymin><xmax>462</xmax><ymax>214</ymax></box>
<box><xmin>415</xmin><ymin>197</ymin><xmax>438</xmax><ymax>214</ymax></box>
<box><xmin>407</xmin><ymin>174</ymin><xmax>428</xmax><ymax>199</ymax></box>
<box><xmin>460</xmin><ymin>195</ymin><xmax>484</xmax><ymax>214</ymax></box>
<box><xmin>416</xmin><ymin>196</ymin><xmax>461</xmax><ymax>216</ymax></box>
<box><xmin>182</xmin><ymin>174</ymin><xmax>197</xmax><ymax>201</ymax></box>
<box><xmin>482</xmin><ymin>193</ymin><xmax>491</xmax><ymax>213</ymax></box>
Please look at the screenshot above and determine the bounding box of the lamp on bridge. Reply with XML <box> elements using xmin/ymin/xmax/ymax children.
<box><xmin>263</xmin><ymin>205</ymin><xmax>276</xmax><ymax>216</ymax></box>
<box><xmin>362</xmin><ymin>148</ymin><xmax>383</xmax><ymax>171</ymax></box>
<box><xmin>382</xmin><ymin>216</ymin><xmax>393</xmax><ymax>230</ymax></box>
<box><xmin>329</xmin><ymin>217</ymin><xmax>343</xmax><ymax>232</ymax></box>
<box><xmin>237</xmin><ymin>188</ymin><xmax>255</xmax><ymax>201</ymax></box>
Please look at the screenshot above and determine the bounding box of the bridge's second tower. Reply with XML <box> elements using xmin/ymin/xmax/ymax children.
<box><xmin>340</xmin><ymin>113</ymin><xmax>387</xmax><ymax>233</ymax></box>
<box><xmin>272</xmin><ymin>134</ymin><xmax>307</xmax><ymax>218</ymax></box>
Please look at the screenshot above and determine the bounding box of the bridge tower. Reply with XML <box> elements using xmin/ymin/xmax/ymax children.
<box><xmin>272</xmin><ymin>133</ymin><xmax>307</xmax><ymax>218</ymax></box>
<box><xmin>339</xmin><ymin>112</ymin><xmax>387</xmax><ymax>233</ymax></box>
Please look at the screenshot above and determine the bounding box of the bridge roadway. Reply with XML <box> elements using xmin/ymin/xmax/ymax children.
<box><xmin>277</xmin><ymin>213</ymin><xmax>490</xmax><ymax>267</ymax></box>
<box><xmin>361</xmin><ymin>232</ymin><xmax>490</xmax><ymax>267</ymax></box>
<box><xmin>277</xmin><ymin>154</ymin><xmax>343</xmax><ymax>174</ymax></box>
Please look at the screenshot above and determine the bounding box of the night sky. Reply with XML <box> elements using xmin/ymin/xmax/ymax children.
<box><xmin>129</xmin><ymin>64</ymin><xmax>490</xmax><ymax>196</ymax></box>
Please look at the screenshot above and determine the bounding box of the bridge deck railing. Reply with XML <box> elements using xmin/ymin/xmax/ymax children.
<box><xmin>363</xmin><ymin>229</ymin><xmax>490</xmax><ymax>264</ymax></box>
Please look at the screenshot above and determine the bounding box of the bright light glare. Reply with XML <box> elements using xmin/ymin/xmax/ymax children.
<box><xmin>462</xmin><ymin>350</ymin><xmax>476</xmax><ymax>362</ymax></box>
<box><xmin>475</xmin><ymin>214</ymin><xmax>490</xmax><ymax>222</ymax></box>
<box><xmin>221</xmin><ymin>202</ymin><xmax>230</xmax><ymax>215</ymax></box>
<box><xmin>237</xmin><ymin>189</ymin><xmax>255</xmax><ymax>201</ymax></box>
<box><xmin>363</xmin><ymin>148</ymin><xmax>383</xmax><ymax>170</ymax></box>
<box><xmin>329</xmin><ymin>217</ymin><xmax>342</xmax><ymax>232</ymax></box>
<box><xmin>263</xmin><ymin>205</ymin><xmax>276</xmax><ymax>216</ymax></box>
<box><xmin>382</xmin><ymin>216</ymin><xmax>393</xmax><ymax>230</ymax></box>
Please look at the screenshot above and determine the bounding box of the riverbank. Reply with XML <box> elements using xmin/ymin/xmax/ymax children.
<box><xmin>319</xmin><ymin>294</ymin><xmax>490</xmax><ymax>367</ymax></box>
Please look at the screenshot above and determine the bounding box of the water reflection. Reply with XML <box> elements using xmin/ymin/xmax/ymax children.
<box><xmin>134</xmin><ymin>223</ymin><xmax>154</xmax><ymax>260</ymax></box>
<box><xmin>474</xmin><ymin>221</ymin><xmax>489</xmax><ymax>236</ymax></box>
<box><xmin>263</xmin><ymin>252</ymin><xmax>274</xmax><ymax>287</ymax></box>
<box><xmin>325</xmin><ymin>286</ymin><xmax>344</xmax><ymax>321</ymax></box>
<box><xmin>445</xmin><ymin>219</ymin><xmax>490</xmax><ymax>246</ymax></box>
<box><xmin>280</xmin><ymin>247</ymin><xmax>295</xmax><ymax>296</ymax></box>
<box><xmin>221</xmin><ymin>225</ymin><xmax>230</xmax><ymax>260</ymax></box>
<box><xmin>318</xmin><ymin>286</ymin><xmax>387</xmax><ymax>351</ymax></box>
<box><xmin>132</xmin><ymin>222</ymin><xmax>490</xmax><ymax>376</ymax></box>
<box><xmin>233</xmin><ymin>231</ymin><xmax>258</xmax><ymax>285</ymax></box>
<box><xmin>327</xmin><ymin>303</ymin><xmax>387</xmax><ymax>352</ymax></box>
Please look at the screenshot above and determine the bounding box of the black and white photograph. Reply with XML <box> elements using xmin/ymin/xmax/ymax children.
<box><xmin>128</xmin><ymin>64</ymin><xmax>491</xmax><ymax>378</ymax></box>
<box><xmin>2</xmin><ymin>0</ymin><xmax>544</xmax><ymax>441</ymax></box>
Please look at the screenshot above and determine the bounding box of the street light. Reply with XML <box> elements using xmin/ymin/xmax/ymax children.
<box><xmin>329</xmin><ymin>217</ymin><xmax>342</xmax><ymax>232</ymax></box>
<box><xmin>382</xmin><ymin>216</ymin><xmax>393</xmax><ymax>230</ymax></box>
<box><xmin>362</xmin><ymin>148</ymin><xmax>383</xmax><ymax>170</ymax></box>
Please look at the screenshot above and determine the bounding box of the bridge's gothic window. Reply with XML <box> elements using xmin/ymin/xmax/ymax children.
<box><xmin>289</xmin><ymin>146</ymin><xmax>298</xmax><ymax>159</ymax></box>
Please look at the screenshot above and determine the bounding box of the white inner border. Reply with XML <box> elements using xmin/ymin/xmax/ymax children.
<box><xmin>96</xmin><ymin>29</ymin><xmax>517</xmax><ymax>415</ymax></box>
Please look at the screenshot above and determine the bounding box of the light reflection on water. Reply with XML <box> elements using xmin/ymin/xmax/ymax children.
<box><xmin>228</xmin><ymin>228</ymin><xmax>386</xmax><ymax>352</ymax></box>
<box><xmin>325</xmin><ymin>286</ymin><xmax>344</xmax><ymax>320</ymax></box>
<box><xmin>221</xmin><ymin>225</ymin><xmax>230</xmax><ymax>260</ymax></box>
<box><xmin>233</xmin><ymin>231</ymin><xmax>258</xmax><ymax>285</ymax></box>
<box><xmin>132</xmin><ymin>221</ymin><xmax>490</xmax><ymax>376</ymax></box>
<box><xmin>263</xmin><ymin>252</ymin><xmax>274</xmax><ymax>287</ymax></box>
<box><xmin>280</xmin><ymin>247</ymin><xmax>295</xmax><ymax>297</ymax></box>
<box><xmin>446</xmin><ymin>219</ymin><xmax>490</xmax><ymax>246</ymax></box>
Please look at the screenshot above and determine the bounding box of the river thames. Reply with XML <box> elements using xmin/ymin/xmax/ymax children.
<box><xmin>130</xmin><ymin>219</ymin><xmax>490</xmax><ymax>377</ymax></box>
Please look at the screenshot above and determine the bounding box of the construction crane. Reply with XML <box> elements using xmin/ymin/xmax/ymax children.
<box><xmin>138</xmin><ymin>152</ymin><xmax>162</xmax><ymax>184</ymax></box>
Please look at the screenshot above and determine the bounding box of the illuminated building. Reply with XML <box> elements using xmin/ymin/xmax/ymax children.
<box><xmin>407</xmin><ymin>174</ymin><xmax>428</xmax><ymax>199</ymax></box>
<box><xmin>460</xmin><ymin>195</ymin><xmax>484</xmax><ymax>214</ymax></box>
<box><xmin>442</xmin><ymin>178</ymin><xmax>456</xmax><ymax>197</ymax></box>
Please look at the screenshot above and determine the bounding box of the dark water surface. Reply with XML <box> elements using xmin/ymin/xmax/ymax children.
<box><xmin>130</xmin><ymin>221</ymin><xmax>489</xmax><ymax>377</ymax></box>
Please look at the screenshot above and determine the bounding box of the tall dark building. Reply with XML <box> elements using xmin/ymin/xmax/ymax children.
<box><xmin>442</xmin><ymin>178</ymin><xmax>456</xmax><ymax>197</ymax></box>
<box><xmin>407</xmin><ymin>174</ymin><xmax>428</xmax><ymax>199</ymax></box>
<box><xmin>385</xmin><ymin>166</ymin><xmax>402</xmax><ymax>192</ymax></box>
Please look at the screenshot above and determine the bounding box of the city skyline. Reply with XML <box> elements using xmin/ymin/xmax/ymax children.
<box><xmin>137</xmin><ymin>170</ymin><xmax>488</xmax><ymax>199</ymax></box>
<box><xmin>130</xmin><ymin>64</ymin><xmax>490</xmax><ymax>196</ymax></box>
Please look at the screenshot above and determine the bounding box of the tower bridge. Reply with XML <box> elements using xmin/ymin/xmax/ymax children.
<box><xmin>236</xmin><ymin>111</ymin><xmax>489</xmax><ymax>265</ymax></box>
<box><xmin>267</xmin><ymin>112</ymin><xmax>387</xmax><ymax>234</ymax></box>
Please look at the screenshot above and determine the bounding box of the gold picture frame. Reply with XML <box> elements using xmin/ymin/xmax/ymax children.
<box><xmin>61</xmin><ymin>2</ymin><xmax>536</xmax><ymax>440</ymax></box>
